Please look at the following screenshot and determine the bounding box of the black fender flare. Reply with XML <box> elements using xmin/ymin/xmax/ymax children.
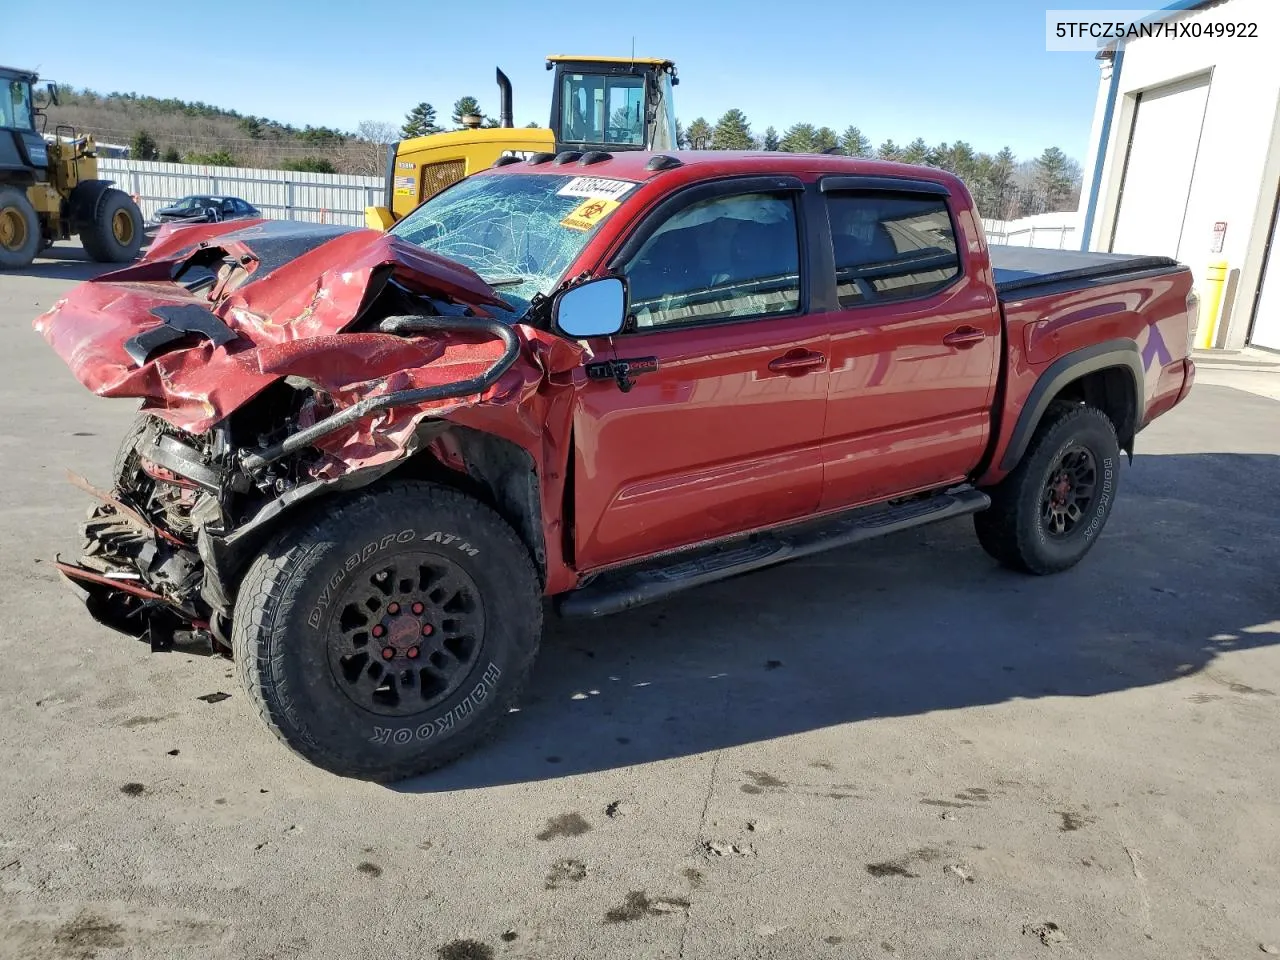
<box><xmin>66</xmin><ymin>179</ymin><xmax>117</xmax><ymax>227</ymax></box>
<box><xmin>999</xmin><ymin>338</ymin><xmax>1144</xmax><ymax>471</ymax></box>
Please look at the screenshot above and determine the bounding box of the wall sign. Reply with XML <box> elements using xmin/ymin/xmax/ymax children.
<box><xmin>1211</xmin><ymin>221</ymin><xmax>1227</xmax><ymax>254</ymax></box>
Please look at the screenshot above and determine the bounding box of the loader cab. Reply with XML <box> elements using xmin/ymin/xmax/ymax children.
<box><xmin>546</xmin><ymin>56</ymin><xmax>678</xmax><ymax>153</ymax></box>
<box><xmin>0</xmin><ymin>67</ymin><xmax>52</xmax><ymax>176</ymax></box>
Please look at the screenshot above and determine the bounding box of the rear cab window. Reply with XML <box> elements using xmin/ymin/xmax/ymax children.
<box><xmin>825</xmin><ymin>191</ymin><xmax>960</xmax><ymax>306</ymax></box>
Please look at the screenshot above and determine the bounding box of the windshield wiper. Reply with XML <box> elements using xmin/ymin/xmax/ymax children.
<box><xmin>484</xmin><ymin>276</ymin><xmax>526</xmax><ymax>288</ymax></box>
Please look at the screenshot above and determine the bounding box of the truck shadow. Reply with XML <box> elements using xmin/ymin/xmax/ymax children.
<box><xmin>395</xmin><ymin>446</ymin><xmax>1280</xmax><ymax>794</ymax></box>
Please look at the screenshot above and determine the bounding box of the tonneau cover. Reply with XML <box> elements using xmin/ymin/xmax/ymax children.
<box><xmin>991</xmin><ymin>244</ymin><xmax>1180</xmax><ymax>297</ymax></box>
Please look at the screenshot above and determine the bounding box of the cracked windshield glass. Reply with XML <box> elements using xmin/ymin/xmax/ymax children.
<box><xmin>390</xmin><ymin>173</ymin><xmax>638</xmax><ymax>317</ymax></box>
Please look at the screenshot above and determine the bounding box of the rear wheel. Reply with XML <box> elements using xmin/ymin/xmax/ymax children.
<box><xmin>974</xmin><ymin>404</ymin><xmax>1121</xmax><ymax>574</ymax></box>
<box><xmin>232</xmin><ymin>480</ymin><xmax>542</xmax><ymax>781</ymax></box>
<box><xmin>0</xmin><ymin>186</ymin><xmax>40</xmax><ymax>269</ymax></box>
<box><xmin>80</xmin><ymin>188</ymin><xmax>144</xmax><ymax>263</ymax></box>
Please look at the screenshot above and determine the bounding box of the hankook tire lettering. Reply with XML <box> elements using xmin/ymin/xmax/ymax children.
<box><xmin>368</xmin><ymin>662</ymin><xmax>503</xmax><ymax>745</ymax></box>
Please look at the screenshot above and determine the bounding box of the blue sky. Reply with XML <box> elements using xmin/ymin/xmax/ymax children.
<box><xmin>3</xmin><ymin>0</ymin><xmax>1105</xmax><ymax>163</ymax></box>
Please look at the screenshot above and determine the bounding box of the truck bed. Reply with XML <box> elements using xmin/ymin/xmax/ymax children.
<box><xmin>991</xmin><ymin>245</ymin><xmax>1180</xmax><ymax>297</ymax></box>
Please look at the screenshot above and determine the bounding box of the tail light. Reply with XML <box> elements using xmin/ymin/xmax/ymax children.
<box><xmin>1185</xmin><ymin>289</ymin><xmax>1200</xmax><ymax>352</ymax></box>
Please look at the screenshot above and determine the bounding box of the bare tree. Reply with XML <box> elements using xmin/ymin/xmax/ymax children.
<box><xmin>353</xmin><ymin>120</ymin><xmax>399</xmax><ymax>177</ymax></box>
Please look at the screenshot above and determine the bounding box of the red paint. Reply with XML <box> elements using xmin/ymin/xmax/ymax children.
<box><xmin>36</xmin><ymin>151</ymin><xmax>1195</xmax><ymax>608</ymax></box>
<box><xmin>55</xmin><ymin>561</ymin><xmax>167</xmax><ymax>603</ymax></box>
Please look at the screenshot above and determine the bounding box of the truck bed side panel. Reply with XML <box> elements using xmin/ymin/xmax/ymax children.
<box><xmin>979</xmin><ymin>265</ymin><xmax>1194</xmax><ymax>486</ymax></box>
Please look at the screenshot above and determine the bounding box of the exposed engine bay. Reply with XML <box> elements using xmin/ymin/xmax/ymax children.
<box><xmin>37</xmin><ymin>219</ymin><xmax>584</xmax><ymax>655</ymax></box>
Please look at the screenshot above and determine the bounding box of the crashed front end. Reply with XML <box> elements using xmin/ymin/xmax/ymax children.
<box><xmin>35</xmin><ymin>219</ymin><xmax>580</xmax><ymax>654</ymax></box>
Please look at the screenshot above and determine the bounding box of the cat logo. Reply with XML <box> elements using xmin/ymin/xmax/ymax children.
<box><xmin>500</xmin><ymin>150</ymin><xmax>537</xmax><ymax>160</ymax></box>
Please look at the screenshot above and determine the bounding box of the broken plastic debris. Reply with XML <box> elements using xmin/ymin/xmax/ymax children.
<box><xmin>197</xmin><ymin>692</ymin><xmax>231</xmax><ymax>703</ymax></box>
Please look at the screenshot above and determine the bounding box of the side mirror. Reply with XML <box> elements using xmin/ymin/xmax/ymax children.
<box><xmin>554</xmin><ymin>277</ymin><xmax>627</xmax><ymax>338</ymax></box>
<box><xmin>46</xmin><ymin>82</ymin><xmax>60</xmax><ymax>107</ymax></box>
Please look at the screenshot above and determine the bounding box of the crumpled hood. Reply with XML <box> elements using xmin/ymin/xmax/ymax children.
<box><xmin>32</xmin><ymin>219</ymin><xmax>569</xmax><ymax>436</ymax></box>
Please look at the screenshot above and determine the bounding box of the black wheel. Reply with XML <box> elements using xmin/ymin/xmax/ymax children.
<box><xmin>974</xmin><ymin>404</ymin><xmax>1121</xmax><ymax>574</ymax></box>
<box><xmin>232</xmin><ymin>480</ymin><xmax>542</xmax><ymax>781</ymax></box>
<box><xmin>0</xmin><ymin>185</ymin><xmax>40</xmax><ymax>269</ymax></box>
<box><xmin>80</xmin><ymin>188</ymin><xmax>144</xmax><ymax>263</ymax></box>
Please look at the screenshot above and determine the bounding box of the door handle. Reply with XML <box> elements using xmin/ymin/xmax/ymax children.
<box><xmin>943</xmin><ymin>327</ymin><xmax>986</xmax><ymax>349</ymax></box>
<box><xmin>768</xmin><ymin>350</ymin><xmax>826</xmax><ymax>373</ymax></box>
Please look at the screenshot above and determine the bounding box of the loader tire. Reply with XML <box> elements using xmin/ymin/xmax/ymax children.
<box><xmin>0</xmin><ymin>186</ymin><xmax>40</xmax><ymax>269</ymax></box>
<box><xmin>80</xmin><ymin>188</ymin><xmax>143</xmax><ymax>263</ymax></box>
<box><xmin>232</xmin><ymin>480</ymin><xmax>542</xmax><ymax>782</ymax></box>
<box><xmin>974</xmin><ymin>403</ymin><xmax>1121</xmax><ymax>575</ymax></box>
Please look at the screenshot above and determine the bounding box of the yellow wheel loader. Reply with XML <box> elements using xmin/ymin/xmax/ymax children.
<box><xmin>365</xmin><ymin>56</ymin><xmax>678</xmax><ymax>230</ymax></box>
<box><xmin>1</xmin><ymin>65</ymin><xmax>144</xmax><ymax>269</ymax></box>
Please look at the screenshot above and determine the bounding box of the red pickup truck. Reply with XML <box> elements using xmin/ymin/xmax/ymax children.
<box><xmin>35</xmin><ymin>150</ymin><xmax>1197</xmax><ymax>780</ymax></box>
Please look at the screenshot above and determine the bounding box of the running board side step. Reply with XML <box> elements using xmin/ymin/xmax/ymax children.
<box><xmin>556</xmin><ymin>487</ymin><xmax>991</xmax><ymax>618</ymax></box>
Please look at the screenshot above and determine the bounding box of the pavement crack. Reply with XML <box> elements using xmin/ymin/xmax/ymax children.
<box><xmin>679</xmin><ymin>750</ymin><xmax>723</xmax><ymax>959</ymax></box>
<box><xmin>1124</xmin><ymin>844</ymin><xmax>1153</xmax><ymax>940</ymax></box>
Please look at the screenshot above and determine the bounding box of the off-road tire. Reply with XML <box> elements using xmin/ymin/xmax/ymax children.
<box><xmin>232</xmin><ymin>480</ymin><xmax>542</xmax><ymax>781</ymax></box>
<box><xmin>0</xmin><ymin>186</ymin><xmax>40</xmax><ymax>269</ymax></box>
<box><xmin>974</xmin><ymin>403</ymin><xmax>1121</xmax><ymax>574</ymax></box>
<box><xmin>80</xmin><ymin>188</ymin><xmax>144</xmax><ymax>263</ymax></box>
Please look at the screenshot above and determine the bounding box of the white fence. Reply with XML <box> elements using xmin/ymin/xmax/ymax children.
<box><xmin>95</xmin><ymin>157</ymin><xmax>1084</xmax><ymax>247</ymax></box>
<box><xmin>982</xmin><ymin>212</ymin><xmax>1079</xmax><ymax>250</ymax></box>
<box><xmin>95</xmin><ymin>159</ymin><xmax>384</xmax><ymax>227</ymax></box>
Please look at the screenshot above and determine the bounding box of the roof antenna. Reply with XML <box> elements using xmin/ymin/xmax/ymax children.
<box><xmin>631</xmin><ymin>36</ymin><xmax>635</xmax><ymax>61</ymax></box>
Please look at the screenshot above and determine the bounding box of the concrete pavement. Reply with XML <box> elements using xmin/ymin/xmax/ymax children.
<box><xmin>1</xmin><ymin>247</ymin><xmax>1278</xmax><ymax>960</ymax></box>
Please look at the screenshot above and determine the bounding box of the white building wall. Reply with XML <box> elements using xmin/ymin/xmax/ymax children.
<box><xmin>1084</xmin><ymin>0</ymin><xmax>1280</xmax><ymax>347</ymax></box>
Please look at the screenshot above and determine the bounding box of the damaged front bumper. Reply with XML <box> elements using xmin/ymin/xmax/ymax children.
<box><xmin>55</xmin><ymin>472</ymin><xmax>219</xmax><ymax>655</ymax></box>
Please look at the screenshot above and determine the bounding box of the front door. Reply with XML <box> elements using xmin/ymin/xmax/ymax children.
<box><xmin>818</xmin><ymin>184</ymin><xmax>1001</xmax><ymax>509</ymax></box>
<box><xmin>571</xmin><ymin>185</ymin><xmax>829</xmax><ymax>571</ymax></box>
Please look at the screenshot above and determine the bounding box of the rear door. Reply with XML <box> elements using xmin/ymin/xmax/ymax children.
<box><xmin>817</xmin><ymin>179</ymin><xmax>1000</xmax><ymax>509</ymax></box>
<box><xmin>570</xmin><ymin>178</ymin><xmax>830</xmax><ymax>571</ymax></box>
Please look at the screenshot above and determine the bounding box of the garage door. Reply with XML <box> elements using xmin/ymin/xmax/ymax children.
<box><xmin>1110</xmin><ymin>74</ymin><xmax>1211</xmax><ymax>260</ymax></box>
<box><xmin>1248</xmin><ymin>188</ymin><xmax>1280</xmax><ymax>350</ymax></box>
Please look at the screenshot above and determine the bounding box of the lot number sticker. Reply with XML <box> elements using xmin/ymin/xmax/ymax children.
<box><xmin>556</xmin><ymin>177</ymin><xmax>635</xmax><ymax>201</ymax></box>
<box><xmin>560</xmin><ymin>198</ymin><xmax>620</xmax><ymax>231</ymax></box>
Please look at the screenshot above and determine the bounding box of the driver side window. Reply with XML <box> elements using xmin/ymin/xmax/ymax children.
<box><xmin>622</xmin><ymin>192</ymin><xmax>802</xmax><ymax>330</ymax></box>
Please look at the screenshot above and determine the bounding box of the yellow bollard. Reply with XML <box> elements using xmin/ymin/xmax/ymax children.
<box><xmin>1195</xmin><ymin>260</ymin><xmax>1229</xmax><ymax>349</ymax></box>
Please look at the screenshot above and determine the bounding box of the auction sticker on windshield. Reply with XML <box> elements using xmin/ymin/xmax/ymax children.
<box><xmin>560</xmin><ymin>198</ymin><xmax>620</xmax><ymax>231</ymax></box>
<box><xmin>556</xmin><ymin>177</ymin><xmax>636</xmax><ymax>201</ymax></box>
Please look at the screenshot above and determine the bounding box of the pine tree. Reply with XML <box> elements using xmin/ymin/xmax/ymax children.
<box><xmin>990</xmin><ymin>147</ymin><xmax>1017</xmax><ymax>218</ymax></box>
<box><xmin>762</xmin><ymin>126</ymin><xmax>780</xmax><ymax>151</ymax></box>
<box><xmin>1034</xmin><ymin>146</ymin><xmax>1075</xmax><ymax>210</ymax></box>
<box><xmin>877</xmin><ymin>139</ymin><xmax>903</xmax><ymax>161</ymax></box>
<box><xmin>686</xmin><ymin>117</ymin><xmax>712</xmax><ymax>149</ymax></box>
<box><xmin>401</xmin><ymin>102</ymin><xmax>440</xmax><ymax>139</ymax></box>
<box><xmin>779</xmin><ymin>123</ymin><xmax>818</xmax><ymax>153</ymax></box>
<box><xmin>711</xmin><ymin>108</ymin><xmax>753</xmax><ymax>150</ymax></box>
<box><xmin>902</xmin><ymin>137</ymin><xmax>931</xmax><ymax>165</ymax></box>
<box><xmin>451</xmin><ymin>97</ymin><xmax>484</xmax><ymax>128</ymax></box>
<box><xmin>840</xmin><ymin>126</ymin><xmax>872</xmax><ymax>157</ymax></box>
<box><xmin>130</xmin><ymin>129</ymin><xmax>158</xmax><ymax>161</ymax></box>
<box><xmin>814</xmin><ymin>126</ymin><xmax>839</xmax><ymax>153</ymax></box>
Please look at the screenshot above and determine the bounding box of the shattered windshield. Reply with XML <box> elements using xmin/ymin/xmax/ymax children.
<box><xmin>390</xmin><ymin>172</ymin><xmax>638</xmax><ymax>316</ymax></box>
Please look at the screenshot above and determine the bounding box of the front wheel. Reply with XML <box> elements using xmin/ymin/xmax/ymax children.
<box><xmin>80</xmin><ymin>188</ymin><xmax>144</xmax><ymax>263</ymax></box>
<box><xmin>0</xmin><ymin>185</ymin><xmax>40</xmax><ymax>269</ymax></box>
<box><xmin>974</xmin><ymin>404</ymin><xmax>1121</xmax><ymax>574</ymax></box>
<box><xmin>232</xmin><ymin>481</ymin><xmax>542</xmax><ymax>781</ymax></box>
